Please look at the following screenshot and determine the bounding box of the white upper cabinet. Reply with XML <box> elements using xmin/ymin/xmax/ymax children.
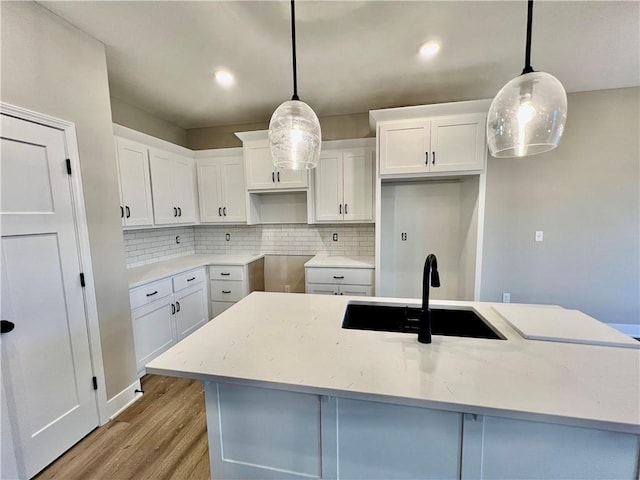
<box><xmin>115</xmin><ymin>137</ymin><xmax>154</xmax><ymax>227</ymax></box>
<box><xmin>149</xmin><ymin>148</ymin><xmax>196</xmax><ymax>225</ymax></box>
<box><xmin>240</xmin><ymin>135</ymin><xmax>308</xmax><ymax>191</ymax></box>
<box><xmin>314</xmin><ymin>146</ymin><xmax>374</xmax><ymax>223</ymax></box>
<box><xmin>197</xmin><ymin>153</ymin><xmax>246</xmax><ymax>224</ymax></box>
<box><xmin>379</xmin><ymin>114</ymin><xmax>486</xmax><ymax>175</ymax></box>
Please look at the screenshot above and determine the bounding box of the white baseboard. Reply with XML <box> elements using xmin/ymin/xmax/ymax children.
<box><xmin>106</xmin><ymin>379</ymin><xmax>143</xmax><ymax>422</ymax></box>
<box><xmin>609</xmin><ymin>323</ymin><xmax>640</xmax><ymax>339</ymax></box>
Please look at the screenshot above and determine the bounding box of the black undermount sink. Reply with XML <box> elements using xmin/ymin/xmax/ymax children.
<box><xmin>342</xmin><ymin>303</ymin><xmax>505</xmax><ymax>340</ymax></box>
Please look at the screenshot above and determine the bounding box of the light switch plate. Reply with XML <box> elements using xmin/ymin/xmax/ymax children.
<box><xmin>535</xmin><ymin>231</ymin><xmax>544</xmax><ymax>242</ymax></box>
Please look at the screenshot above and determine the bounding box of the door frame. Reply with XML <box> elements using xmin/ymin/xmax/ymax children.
<box><xmin>1</xmin><ymin>102</ymin><xmax>110</xmax><ymax>424</ymax></box>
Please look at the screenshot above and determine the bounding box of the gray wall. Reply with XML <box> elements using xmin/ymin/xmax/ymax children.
<box><xmin>111</xmin><ymin>96</ymin><xmax>188</xmax><ymax>147</ymax></box>
<box><xmin>187</xmin><ymin>112</ymin><xmax>371</xmax><ymax>150</ymax></box>
<box><xmin>1</xmin><ymin>1</ymin><xmax>137</xmax><ymax>398</ymax></box>
<box><xmin>481</xmin><ymin>87</ymin><xmax>639</xmax><ymax>326</ymax></box>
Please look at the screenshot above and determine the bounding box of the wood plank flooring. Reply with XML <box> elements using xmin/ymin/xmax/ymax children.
<box><xmin>35</xmin><ymin>375</ymin><xmax>210</xmax><ymax>480</ymax></box>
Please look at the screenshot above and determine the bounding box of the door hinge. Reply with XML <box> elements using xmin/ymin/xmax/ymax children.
<box><xmin>66</xmin><ymin>159</ymin><xmax>72</xmax><ymax>175</ymax></box>
<box><xmin>92</xmin><ymin>376</ymin><xmax>98</xmax><ymax>390</ymax></box>
<box><xmin>80</xmin><ymin>272</ymin><xmax>86</xmax><ymax>287</ymax></box>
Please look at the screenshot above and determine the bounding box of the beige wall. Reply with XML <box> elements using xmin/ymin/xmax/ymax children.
<box><xmin>111</xmin><ymin>96</ymin><xmax>188</xmax><ymax>147</ymax></box>
<box><xmin>480</xmin><ymin>87</ymin><xmax>639</xmax><ymax>326</ymax></box>
<box><xmin>1</xmin><ymin>1</ymin><xmax>137</xmax><ymax>398</ymax></box>
<box><xmin>187</xmin><ymin>112</ymin><xmax>371</xmax><ymax>150</ymax></box>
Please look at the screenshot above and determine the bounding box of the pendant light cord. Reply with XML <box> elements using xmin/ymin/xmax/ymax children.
<box><xmin>522</xmin><ymin>0</ymin><xmax>535</xmax><ymax>74</ymax></box>
<box><xmin>290</xmin><ymin>0</ymin><xmax>299</xmax><ymax>101</ymax></box>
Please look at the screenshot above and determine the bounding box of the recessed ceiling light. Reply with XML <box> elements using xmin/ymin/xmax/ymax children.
<box><xmin>215</xmin><ymin>70</ymin><xmax>234</xmax><ymax>88</ymax></box>
<box><xmin>419</xmin><ymin>41</ymin><xmax>441</xmax><ymax>57</ymax></box>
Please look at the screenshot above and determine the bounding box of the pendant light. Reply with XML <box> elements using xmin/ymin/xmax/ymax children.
<box><xmin>268</xmin><ymin>0</ymin><xmax>322</xmax><ymax>170</ymax></box>
<box><xmin>487</xmin><ymin>0</ymin><xmax>567</xmax><ymax>158</ymax></box>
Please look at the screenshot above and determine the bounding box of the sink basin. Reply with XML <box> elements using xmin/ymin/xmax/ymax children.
<box><xmin>342</xmin><ymin>303</ymin><xmax>505</xmax><ymax>340</ymax></box>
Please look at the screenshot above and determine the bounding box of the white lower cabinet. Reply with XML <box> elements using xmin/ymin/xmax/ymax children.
<box><xmin>204</xmin><ymin>382</ymin><xmax>640</xmax><ymax>480</ymax></box>
<box><xmin>130</xmin><ymin>267</ymin><xmax>208</xmax><ymax>376</ymax></box>
<box><xmin>209</xmin><ymin>265</ymin><xmax>250</xmax><ymax>318</ymax></box>
<box><xmin>305</xmin><ymin>266</ymin><xmax>374</xmax><ymax>296</ymax></box>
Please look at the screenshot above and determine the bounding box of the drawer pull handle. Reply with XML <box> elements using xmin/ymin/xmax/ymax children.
<box><xmin>120</xmin><ymin>206</ymin><xmax>124</xmax><ymax>218</ymax></box>
<box><xmin>187</xmin><ymin>277</ymin><xmax>196</xmax><ymax>282</ymax></box>
<box><xmin>178</xmin><ymin>207</ymin><xmax>182</xmax><ymax>217</ymax></box>
<box><xmin>277</xmin><ymin>171</ymin><xmax>280</xmax><ymax>182</ymax></box>
<box><xmin>222</xmin><ymin>290</ymin><xmax>232</xmax><ymax>294</ymax></box>
<box><xmin>220</xmin><ymin>272</ymin><xmax>231</xmax><ymax>276</ymax></box>
<box><xmin>146</xmin><ymin>291</ymin><xmax>158</xmax><ymax>297</ymax></box>
<box><xmin>173</xmin><ymin>207</ymin><xmax>178</xmax><ymax>217</ymax></box>
<box><xmin>432</xmin><ymin>151</ymin><xmax>436</xmax><ymax>165</ymax></box>
<box><xmin>171</xmin><ymin>303</ymin><xmax>175</xmax><ymax>314</ymax></box>
<box><xmin>223</xmin><ymin>207</ymin><xmax>227</xmax><ymax>216</ymax></box>
<box><xmin>125</xmin><ymin>206</ymin><xmax>130</xmax><ymax>218</ymax></box>
<box><xmin>345</xmin><ymin>204</ymin><xmax>348</xmax><ymax>214</ymax></box>
<box><xmin>272</xmin><ymin>172</ymin><xmax>275</xmax><ymax>183</ymax></box>
<box><xmin>176</xmin><ymin>301</ymin><xmax>180</xmax><ymax>312</ymax></box>
<box><xmin>333</xmin><ymin>276</ymin><xmax>345</xmax><ymax>279</ymax></box>
<box><xmin>219</xmin><ymin>207</ymin><xmax>222</xmax><ymax>216</ymax></box>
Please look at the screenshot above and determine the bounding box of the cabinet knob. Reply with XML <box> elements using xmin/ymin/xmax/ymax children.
<box><xmin>1</xmin><ymin>320</ymin><xmax>15</xmax><ymax>334</ymax></box>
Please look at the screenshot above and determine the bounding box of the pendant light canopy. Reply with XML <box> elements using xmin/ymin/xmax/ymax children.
<box><xmin>487</xmin><ymin>0</ymin><xmax>567</xmax><ymax>158</ymax></box>
<box><xmin>268</xmin><ymin>0</ymin><xmax>321</xmax><ymax>170</ymax></box>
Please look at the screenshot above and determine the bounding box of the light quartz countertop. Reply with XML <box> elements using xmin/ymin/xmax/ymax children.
<box><xmin>146</xmin><ymin>292</ymin><xmax>640</xmax><ymax>435</ymax></box>
<box><xmin>127</xmin><ymin>254</ymin><xmax>264</xmax><ymax>288</ymax></box>
<box><xmin>304</xmin><ymin>255</ymin><xmax>375</xmax><ymax>269</ymax></box>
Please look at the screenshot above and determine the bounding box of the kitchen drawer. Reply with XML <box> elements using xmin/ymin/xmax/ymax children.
<box><xmin>173</xmin><ymin>267</ymin><xmax>206</xmax><ymax>292</ymax></box>
<box><xmin>211</xmin><ymin>301</ymin><xmax>234</xmax><ymax>318</ymax></box>
<box><xmin>210</xmin><ymin>280</ymin><xmax>244</xmax><ymax>302</ymax></box>
<box><xmin>209</xmin><ymin>265</ymin><xmax>244</xmax><ymax>281</ymax></box>
<box><xmin>130</xmin><ymin>278</ymin><xmax>173</xmax><ymax>310</ymax></box>
<box><xmin>305</xmin><ymin>267</ymin><xmax>374</xmax><ymax>286</ymax></box>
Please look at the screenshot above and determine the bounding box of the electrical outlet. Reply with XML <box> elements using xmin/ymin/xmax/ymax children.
<box><xmin>502</xmin><ymin>292</ymin><xmax>511</xmax><ymax>303</ymax></box>
<box><xmin>225</xmin><ymin>233</ymin><xmax>230</xmax><ymax>241</ymax></box>
<box><xmin>175</xmin><ymin>235</ymin><xmax>180</xmax><ymax>244</ymax></box>
<box><xmin>284</xmin><ymin>284</ymin><xmax>291</xmax><ymax>293</ymax></box>
<box><xmin>535</xmin><ymin>231</ymin><xmax>544</xmax><ymax>242</ymax></box>
<box><xmin>332</xmin><ymin>233</ymin><xmax>338</xmax><ymax>241</ymax></box>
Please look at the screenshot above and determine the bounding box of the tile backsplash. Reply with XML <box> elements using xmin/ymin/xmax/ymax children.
<box><xmin>123</xmin><ymin>224</ymin><xmax>375</xmax><ymax>268</ymax></box>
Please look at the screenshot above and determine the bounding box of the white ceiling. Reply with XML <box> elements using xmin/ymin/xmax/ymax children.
<box><xmin>40</xmin><ymin>1</ymin><xmax>640</xmax><ymax>129</ymax></box>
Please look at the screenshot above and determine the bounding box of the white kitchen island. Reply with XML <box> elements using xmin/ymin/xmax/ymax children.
<box><xmin>146</xmin><ymin>292</ymin><xmax>640</xmax><ymax>479</ymax></box>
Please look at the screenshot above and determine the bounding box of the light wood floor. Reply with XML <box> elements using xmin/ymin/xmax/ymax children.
<box><xmin>36</xmin><ymin>375</ymin><xmax>210</xmax><ymax>480</ymax></box>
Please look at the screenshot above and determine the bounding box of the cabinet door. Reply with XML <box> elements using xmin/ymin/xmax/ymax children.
<box><xmin>175</xmin><ymin>284</ymin><xmax>208</xmax><ymax>341</ymax></box>
<box><xmin>306</xmin><ymin>284</ymin><xmax>339</xmax><ymax>295</ymax></box>
<box><xmin>342</xmin><ymin>148</ymin><xmax>374</xmax><ymax>222</ymax></box>
<box><xmin>276</xmin><ymin>167</ymin><xmax>308</xmax><ymax>189</ymax></box>
<box><xmin>338</xmin><ymin>285</ymin><xmax>372</xmax><ymax>296</ymax></box>
<box><xmin>172</xmin><ymin>154</ymin><xmax>196</xmax><ymax>223</ymax></box>
<box><xmin>379</xmin><ymin>121</ymin><xmax>430</xmax><ymax>175</ymax></box>
<box><xmin>149</xmin><ymin>149</ymin><xmax>176</xmax><ymax>225</ymax></box>
<box><xmin>197</xmin><ymin>159</ymin><xmax>224</xmax><ymax>223</ymax></box>
<box><xmin>131</xmin><ymin>297</ymin><xmax>175</xmax><ymax>372</ymax></box>
<box><xmin>314</xmin><ymin>150</ymin><xmax>343</xmax><ymax>222</ymax></box>
<box><xmin>220</xmin><ymin>157</ymin><xmax>247</xmax><ymax>223</ymax></box>
<box><xmin>115</xmin><ymin>137</ymin><xmax>154</xmax><ymax>227</ymax></box>
<box><xmin>245</xmin><ymin>145</ymin><xmax>276</xmax><ymax>190</ymax></box>
<box><xmin>430</xmin><ymin>115</ymin><xmax>486</xmax><ymax>172</ymax></box>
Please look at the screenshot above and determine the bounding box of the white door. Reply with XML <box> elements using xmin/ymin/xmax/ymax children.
<box><xmin>197</xmin><ymin>159</ymin><xmax>224</xmax><ymax>223</ymax></box>
<box><xmin>171</xmin><ymin>154</ymin><xmax>196</xmax><ymax>223</ymax></box>
<box><xmin>149</xmin><ymin>149</ymin><xmax>176</xmax><ymax>224</ymax></box>
<box><xmin>244</xmin><ymin>145</ymin><xmax>275</xmax><ymax>190</ymax></box>
<box><xmin>430</xmin><ymin>115</ymin><xmax>486</xmax><ymax>172</ymax></box>
<box><xmin>342</xmin><ymin>149</ymin><xmax>374</xmax><ymax>222</ymax></box>
<box><xmin>379</xmin><ymin>121</ymin><xmax>431</xmax><ymax>175</ymax></box>
<box><xmin>220</xmin><ymin>157</ymin><xmax>246</xmax><ymax>223</ymax></box>
<box><xmin>314</xmin><ymin>150</ymin><xmax>343</xmax><ymax>222</ymax></box>
<box><xmin>115</xmin><ymin>137</ymin><xmax>153</xmax><ymax>227</ymax></box>
<box><xmin>175</xmin><ymin>285</ymin><xmax>208</xmax><ymax>340</ymax></box>
<box><xmin>0</xmin><ymin>114</ymin><xmax>99</xmax><ymax>478</ymax></box>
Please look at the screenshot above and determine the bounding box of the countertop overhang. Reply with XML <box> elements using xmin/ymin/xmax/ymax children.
<box><xmin>146</xmin><ymin>292</ymin><xmax>640</xmax><ymax>435</ymax></box>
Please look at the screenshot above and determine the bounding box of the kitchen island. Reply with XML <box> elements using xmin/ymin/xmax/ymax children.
<box><xmin>146</xmin><ymin>292</ymin><xmax>640</xmax><ymax>479</ymax></box>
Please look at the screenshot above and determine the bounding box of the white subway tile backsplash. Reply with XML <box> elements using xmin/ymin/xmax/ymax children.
<box><xmin>123</xmin><ymin>223</ymin><xmax>375</xmax><ymax>267</ymax></box>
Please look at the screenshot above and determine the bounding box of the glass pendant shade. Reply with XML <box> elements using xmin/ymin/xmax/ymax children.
<box><xmin>269</xmin><ymin>99</ymin><xmax>322</xmax><ymax>170</ymax></box>
<box><xmin>487</xmin><ymin>71</ymin><xmax>567</xmax><ymax>158</ymax></box>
